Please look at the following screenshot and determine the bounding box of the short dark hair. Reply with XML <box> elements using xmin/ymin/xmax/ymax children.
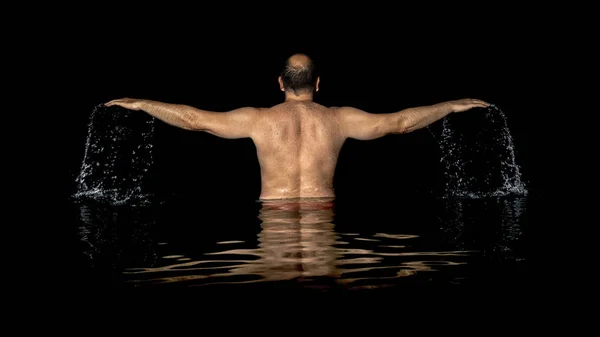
<box><xmin>280</xmin><ymin>56</ymin><xmax>319</xmax><ymax>95</ymax></box>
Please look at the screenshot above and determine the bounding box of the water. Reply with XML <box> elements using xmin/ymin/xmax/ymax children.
<box><xmin>72</xmin><ymin>195</ymin><xmax>528</xmax><ymax>291</ymax></box>
<box><xmin>73</xmin><ymin>105</ymin><xmax>155</xmax><ymax>206</ymax></box>
<box><xmin>434</xmin><ymin>104</ymin><xmax>527</xmax><ymax>198</ymax></box>
<box><xmin>69</xmin><ymin>103</ymin><xmax>531</xmax><ymax>292</ymax></box>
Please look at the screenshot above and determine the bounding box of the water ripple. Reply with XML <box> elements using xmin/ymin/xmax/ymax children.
<box><xmin>76</xmin><ymin>194</ymin><xmax>527</xmax><ymax>289</ymax></box>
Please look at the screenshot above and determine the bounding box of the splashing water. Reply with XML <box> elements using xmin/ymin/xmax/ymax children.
<box><xmin>74</xmin><ymin>104</ymin><xmax>155</xmax><ymax>206</ymax></box>
<box><xmin>434</xmin><ymin>104</ymin><xmax>527</xmax><ymax>198</ymax></box>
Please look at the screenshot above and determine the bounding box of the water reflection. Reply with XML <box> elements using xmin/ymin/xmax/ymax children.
<box><xmin>439</xmin><ymin>196</ymin><xmax>527</xmax><ymax>262</ymax></box>
<box><xmin>253</xmin><ymin>199</ymin><xmax>341</xmax><ymax>279</ymax></box>
<box><xmin>74</xmin><ymin>196</ymin><xmax>528</xmax><ymax>289</ymax></box>
<box><xmin>75</xmin><ymin>201</ymin><xmax>160</xmax><ymax>285</ymax></box>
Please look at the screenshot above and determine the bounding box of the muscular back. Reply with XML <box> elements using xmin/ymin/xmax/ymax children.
<box><xmin>106</xmin><ymin>93</ymin><xmax>472</xmax><ymax>200</ymax></box>
<box><xmin>251</xmin><ymin>102</ymin><xmax>345</xmax><ymax>200</ymax></box>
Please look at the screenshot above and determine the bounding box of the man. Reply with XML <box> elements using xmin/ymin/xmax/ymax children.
<box><xmin>106</xmin><ymin>53</ymin><xmax>489</xmax><ymax>201</ymax></box>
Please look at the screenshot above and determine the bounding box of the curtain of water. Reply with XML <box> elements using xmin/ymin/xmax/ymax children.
<box><xmin>74</xmin><ymin>104</ymin><xmax>155</xmax><ymax>206</ymax></box>
<box><xmin>433</xmin><ymin>105</ymin><xmax>527</xmax><ymax>198</ymax></box>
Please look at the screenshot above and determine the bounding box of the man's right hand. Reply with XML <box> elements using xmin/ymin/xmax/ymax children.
<box><xmin>105</xmin><ymin>98</ymin><xmax>146</xmax><ymax>111</ymax></box>
<box><xmin>449</xmin><ymin>98</ymin><xmax>490</xmax><ymax>113</ymax></box>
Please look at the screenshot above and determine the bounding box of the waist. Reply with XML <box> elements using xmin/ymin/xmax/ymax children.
<box><xmin>260</xmin><ymin>180</ymin><xmax>334</xmax><ymax>199</ymax></box>
<box><xmin>259</xmin><ymin>190</ymin><xmax>335</xmax><ymax>201</ymax></box>
<box><xmin>259</xmin><ymin>196</ymin><xmax>335</xmax><ymax>211</ymax></box>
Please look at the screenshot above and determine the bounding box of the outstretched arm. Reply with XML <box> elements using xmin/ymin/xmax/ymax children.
<box><xmin>339</xmin><ymin>98</ymin><xmax>489</xmax><ymax>140</ymax></box>
<box><xmin>105</xmin><ymin>98</ymin><xmax>258</xmax><ymax>139</ymax></box>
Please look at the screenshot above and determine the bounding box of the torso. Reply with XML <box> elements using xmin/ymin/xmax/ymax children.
<box><xmin>251</xmin><ymin>101</ymin><xmax>345</xmax><ymax>200</ymax></box>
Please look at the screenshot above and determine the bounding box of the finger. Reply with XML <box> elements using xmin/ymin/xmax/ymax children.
<box><xmin>471</xmin><ymin>99</ymin><xmax>490</xmax><ymax>107</ymax></box>
<box><xmin>105</xmin><ymin>99</ymin><xmax>122</xmax><ymax>106</ymax></box>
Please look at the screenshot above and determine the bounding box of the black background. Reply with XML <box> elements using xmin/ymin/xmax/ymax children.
<box><xmin>53</xmin><ymin>13</ymin><xmax>556</xmax><ymax>203</ymax></box>
<box><xmin>20</xmin><ymin>5</ymin><xmax>579</xmax><ymax>300</ymax></box>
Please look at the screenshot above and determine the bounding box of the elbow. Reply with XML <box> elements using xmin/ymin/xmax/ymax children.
<box><xmin>395</xmin><ymin>118</ymin><xmax>414</xmax><ymax>134</ymax></box>
<box><xmin>181</xmin><ymin>121</ymin><xmax>197</xmax><ymax>131</ymax></box>
<box><xmin>187</xmin><ymin>120</ymin><xmax>213</xmax><ymax>134</ymax></box>
<box><xmin>185</xmin><ymin>115</ymin><xmax>203</xmax><ymax>131</ymax></box>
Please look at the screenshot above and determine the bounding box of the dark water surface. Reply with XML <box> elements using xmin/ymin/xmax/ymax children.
<box><xmin>68</xmin><ymin>193</ymin><xmax>531</xmax><ymax>293</ymax></box>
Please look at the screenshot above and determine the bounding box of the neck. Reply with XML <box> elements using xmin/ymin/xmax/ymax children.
<box><xmin>284</xmin><ymin>91</ymin><xmax>314</xmax><ymax>102</ymax></box>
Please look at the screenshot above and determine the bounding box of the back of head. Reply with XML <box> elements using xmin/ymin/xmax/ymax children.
<box><xmin>280</xmin><ymin>54</ymin><xmax>319</xmax><ymax>95</ymax></box>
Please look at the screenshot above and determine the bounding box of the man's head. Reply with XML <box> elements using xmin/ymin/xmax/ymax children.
<box><xmin>278</xmin><ymin>54</ymin><xmax>320</xmax><ymax>95</ymax></box>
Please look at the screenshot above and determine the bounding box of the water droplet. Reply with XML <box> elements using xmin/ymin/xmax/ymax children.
<box><xmin>74</xmin><ymin>104</ymin><xmax>155</xmax><ymax>205</ymax></box>
<box><xmin>435</xmin><ymin>104</ymin><xmax>526</xmax><ymax>198</ymax></box>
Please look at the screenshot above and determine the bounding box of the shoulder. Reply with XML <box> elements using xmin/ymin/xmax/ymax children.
<box><xmin>232</xmin><ymin>106</ymin><xmax>262</xmax><ymax>112</ymax></box>
<box><xmin>334</xmin><ymin>106</ymin><xmax>370</xmax><ymax>119</ymax></box>
<box><xmin>228</xmin><ymin>106</ymin><xmax>263</xmax><ymax>116</ymax></box>
<box><xmin>331</xmin><ymin>106</ymin><xmax>366</xmax><ymax>113</ymax></box>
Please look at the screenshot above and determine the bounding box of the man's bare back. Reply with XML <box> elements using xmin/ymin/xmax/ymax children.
<box><xmin>252</xmin><ymin>101</ymin><xmax>344</xmax><ymax>200</ymax></box>
<box><xmin>105</xmin><ymin>53</ymin><xmax>489</xmax><ymax>201</ymax></box>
